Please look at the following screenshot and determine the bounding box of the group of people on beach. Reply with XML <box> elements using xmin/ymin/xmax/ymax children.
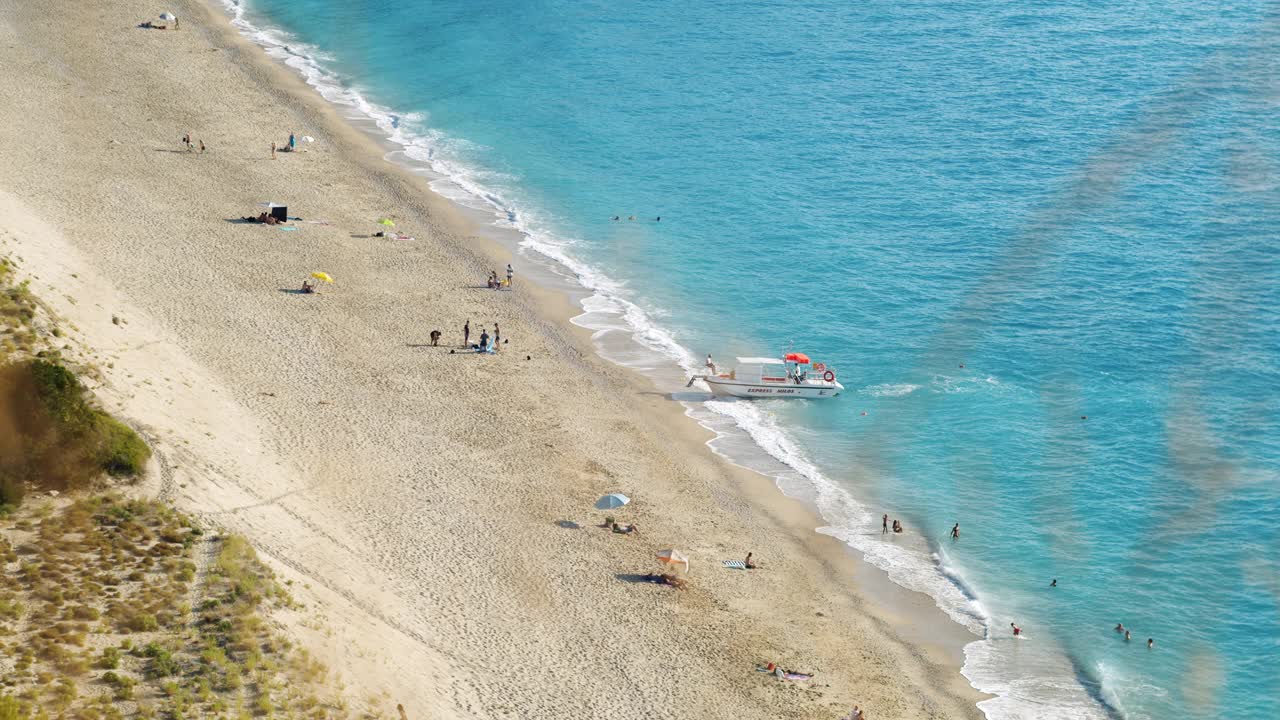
<box><xmin>486</xmin><ymin>264</ymin><xmax>514</xmax><ymax>290</ymax></box>
<box><xmin>461</xmin><ymin>319</ymin><xmax>502</xmax><ymax>353</ymax></box>
<box><xmin>271</xmin><ymin>131</ymin><xmax>300</xmax><ymax>159</ymax></box>
<box><xmin>180</xmin><ymin>131</ymin><xmax>205</xmax><ymax>154</ymax></box>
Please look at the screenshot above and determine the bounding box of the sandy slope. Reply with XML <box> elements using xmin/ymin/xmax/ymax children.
<box><xmin>0</xmin><ymin>1</ymin><xmax>984</xmax><ymax>717</ymax></box>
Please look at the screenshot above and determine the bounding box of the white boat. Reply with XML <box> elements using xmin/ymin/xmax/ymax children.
<box><xmin>690</xmin><ymin>352</ymin><xmax>843</xmax><ymax>399</ymax></box>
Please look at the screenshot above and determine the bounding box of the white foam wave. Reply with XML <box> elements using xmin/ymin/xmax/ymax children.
<box><xmin>217</xmin><ymin>4</ymin><xmax>1103</xmax><ymax>717</ymax></box>
<box><xmin>860</xmin><ymin>382</ymin><xmax>922</xmax><ymax>397</ymax></box>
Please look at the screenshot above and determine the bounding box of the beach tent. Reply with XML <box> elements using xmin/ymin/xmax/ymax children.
<box><xmin>270</xmin><ymin>205</ymin><xmax>288</xmax><ymax>221</ymax></box>
<box><xmin>159</xmin><ymin>12</ymin><xmax>176</xmax><ymax>21</ymax></box>
<box><xmin>656</xmin><ymin>549</ymin><xmax>689</xmax><ymax>572</ymax></box>
<box><xmin>595</xmin><ymin>493</ymin><xmax>630</xmax><ymax>510</ymax></box>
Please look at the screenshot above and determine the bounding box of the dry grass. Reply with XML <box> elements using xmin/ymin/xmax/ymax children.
<box><xmin>0</xmin><ymin>496</ymin><xmax>377</xmax><ymax>719</ymax></box>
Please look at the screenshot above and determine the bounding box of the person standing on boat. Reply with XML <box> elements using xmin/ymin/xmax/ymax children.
<box><xmin>705</xmin><ymin>354</ymin><xmax>717</xmax><ymax>373</ymax></box>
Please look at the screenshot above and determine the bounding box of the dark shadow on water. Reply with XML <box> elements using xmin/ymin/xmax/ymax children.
<box><xmin>554</xmin><ymin>520</ymin><xmax>580</xmax><ymax>530</ymax></box>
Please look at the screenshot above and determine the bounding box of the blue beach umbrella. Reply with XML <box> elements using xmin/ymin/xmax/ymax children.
<box><xmin>594</xmin><ymin>493</ymin><xmax>630</xmax><ymax>510</ymax></box>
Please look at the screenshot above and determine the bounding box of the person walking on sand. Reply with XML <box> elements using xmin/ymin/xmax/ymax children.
<box><xmin>271</xmin><ymin>141</ymin><xmax>277</xmax><ymax>159</ymax></box>
<box><xmin>506</xmin><ymin>263</ymin><xmax>514</xmax><ymax>287</ymax></box>
<box><xmin>289</xmin><ymin>131</ymin><xmax>296</xmax><ymax>151</ymax></box>
<box><xmin>199</xmin><ymin>139</ymin><xmax>206</xmax><ymax>154</ymax></box>
<box><xmin>951</xmin><ymin>523</ymin><xmax>960</xmax><ymax>540</ymax></box>
<box><xmin>429</xmin><ymin>330</ymin><xmax>441</xmax><ymax>347</ymax></box>
<box><xmin>494</xmin><ymin>322</ymin><xmax>500</xmax><ymax>345</ymax></box>
<box><xmin>464</xmin><ymin>319</ymin><xmax>471</xmax><ymax>347</ymax></box>
<box><xmin>882</xmin><ymin>514</ymin><xmax>888</xmax><ymax>534</ymax></box>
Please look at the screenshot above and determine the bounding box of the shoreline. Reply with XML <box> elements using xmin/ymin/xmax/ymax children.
<box><xmin>2</xmin><ymin>0</ymin><xmax>987</xmax><ymax>717</ymax></box>
<box><xmin>207</xmin><ymin>0</ymin><xmax>988</xmax><ymax>669</ymax></box>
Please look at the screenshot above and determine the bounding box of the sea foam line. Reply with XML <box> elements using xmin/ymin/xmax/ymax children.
<box><xmin>215</xmin><ymin>4</ymin><xmax>1103</xmax><ymax>717</ymax></box>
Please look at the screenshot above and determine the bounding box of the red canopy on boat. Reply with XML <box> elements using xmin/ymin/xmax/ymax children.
<box><xmin>784</xmin><ymin>352</ymin><xmax>811</xmax><ymax>364</ymax></box>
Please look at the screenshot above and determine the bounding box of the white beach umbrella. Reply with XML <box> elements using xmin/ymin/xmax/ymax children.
<box><xmin>594</xmin><ymin>493</ymin><xmax>630</xmax><ymax>510</ymax></box>
<box><xmin>159</xmin><ymin>12</ymin><xmax>176</xmax><ymax>21</ymax></box>
<box><xmin>656</xmin><ymin>549</ymin><xmax>689</xmax><ymax>572</ymax></box>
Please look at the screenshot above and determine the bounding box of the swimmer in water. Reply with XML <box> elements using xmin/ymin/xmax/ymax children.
<box><xmin>1010</xmin><ymin>623</ymin><xmax>1022</xmax><ymax>636</ymax></box>
<box><xmin>1050</xmin><ymin>578</ymin><xmax>1057</xmax><ymax>587</ymax></box>
<box><xmin>1124</xmin><ymin>630</ymin><xmax>1132</xmax><ymax>642</ymax></box>
<box><xmin>1115</xmin><ymin>623</ymin><xmax>1125</xmax><ymax>634</ymax></box>
<box><xmin>951</xmin><ymin>523</ymin><xmax>960</xmax><ymax>540</ymax></box>
<box><xmin>1147</xmin><ymin>638</ymin><xmax>1154</xmax><ymax>649</ymax></box>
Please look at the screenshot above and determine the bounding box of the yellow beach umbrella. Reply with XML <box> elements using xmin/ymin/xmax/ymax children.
<box><xmin>376</xmin><ymin>218</ymin><xmax>395</xmax><ymax>227</ymax></box>
<box><xmin>311</xmin><ymin>272</ymin><xmax>334</xmax><ymax>283</ymax></box>
<box><xmin>656</xmin><ymin>549</ymin><xmax>689</xmax><ymax>572</ymax></box>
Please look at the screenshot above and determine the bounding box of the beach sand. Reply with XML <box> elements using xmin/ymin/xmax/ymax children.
<box><xmin>0</xmin><ymin>1</ymin><xmax>986</xmax><ymax>717</ymax></box>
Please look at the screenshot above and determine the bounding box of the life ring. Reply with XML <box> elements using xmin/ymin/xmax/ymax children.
<box><xmin>823</xmin><ymin>370</ymin><xmax>835</xmax><ymax>383</ymax></box>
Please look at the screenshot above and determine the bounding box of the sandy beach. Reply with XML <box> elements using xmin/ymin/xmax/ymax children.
<box><xmin>0</xmin><ymin>1</ymin><xmax>986</xmax><ymax>717</ymax></box>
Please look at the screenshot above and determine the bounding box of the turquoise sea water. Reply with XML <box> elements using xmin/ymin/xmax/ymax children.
<box><xmin>222</xmin><ymin>1</ymin><xmax>1279</xmax><ymax>717</ymax></box>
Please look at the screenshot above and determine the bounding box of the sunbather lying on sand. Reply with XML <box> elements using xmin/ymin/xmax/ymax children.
<box><xmin>611</xmin><ymin>522</ymin><xmax>639</xmax><ymax>535</ymax></box>
<box><xmin>241</xmin><ymin>212</ymin><xmax>282</xmax><ymax>225</ymax></box>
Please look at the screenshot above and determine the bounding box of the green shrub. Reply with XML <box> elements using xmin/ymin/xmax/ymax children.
<box><xmin>96</xmin><ymin>415</ymin><xmax>150</xmax><ymax>477</ymax></box>
<box><xmin>98</xmin><ymin>646</ymin><xmax>120</xmax><ymax>669</ymax></box>
<box><xmin>0</xmin><ymin>360</ymin><xmax>150</xmax><ymax>509</ymax></box>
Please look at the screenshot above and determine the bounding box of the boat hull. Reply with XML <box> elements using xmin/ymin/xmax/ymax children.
<box><xmin>703</xmin><ymin>377</ymin><xmax>843</xmax><ymax>399</ymax></box>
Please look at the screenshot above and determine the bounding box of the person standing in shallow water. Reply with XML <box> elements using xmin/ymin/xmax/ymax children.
<box><xmin>951</xmin><ymin>523</ymin><xmax>960</xmax><ymax>540</ymax></box>
<box><xmin>463</xmin><ymin>319</ymin><xmax>470</xmax><ymax>347</ymax></box>
<box><xmin>882</xmin><ymin>514</ymin><xmax>888</xmax><ymax>534</ymax></box>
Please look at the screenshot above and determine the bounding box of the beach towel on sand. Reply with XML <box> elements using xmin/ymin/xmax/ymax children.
<box><xmin>722</xmin><ymin>560</ymin><xmax>747</xmax><ymax>569</ymax></box>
